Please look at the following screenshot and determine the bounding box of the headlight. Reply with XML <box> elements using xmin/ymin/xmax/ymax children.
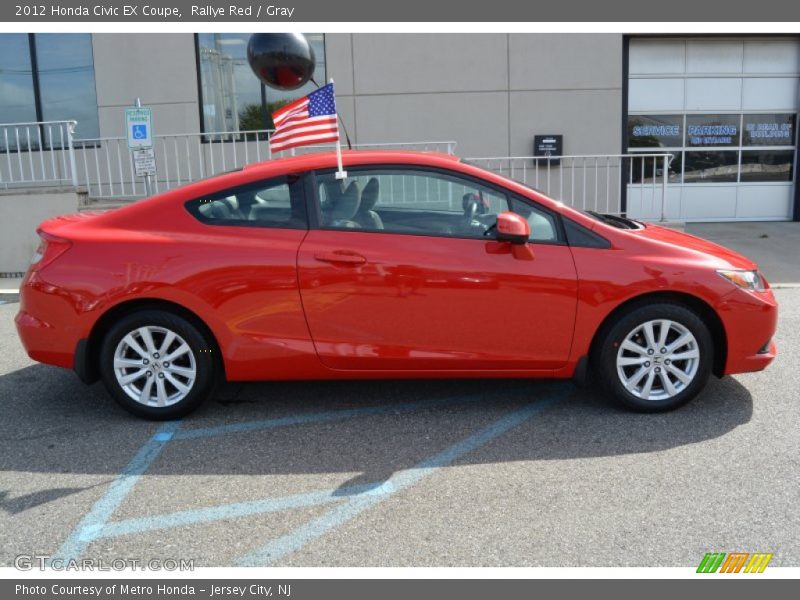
<box><xmin>717</xmin><ymin>269</ymin><xmax>766</xmax><ymax>291</ymax></box>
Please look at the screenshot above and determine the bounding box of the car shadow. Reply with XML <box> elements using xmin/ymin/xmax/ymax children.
<box><xmin>0</xmin><ymin>363</ymin><xmax>753</xmax><ymax>500</ymax></box>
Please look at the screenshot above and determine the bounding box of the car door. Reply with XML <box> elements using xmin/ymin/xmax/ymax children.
<box><xmin>297</xmin><ymin>166</ymin><xmax>578</xmax><ymax>371</ymax></box>
<box><xmin>181</xmin><ymin>174</ymin><xmax>319</xmax><ymax>379</ymax></box>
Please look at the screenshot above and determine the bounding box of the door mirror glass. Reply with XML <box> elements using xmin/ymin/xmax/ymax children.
<box><xmin>495</xmin><ymin>211</ymin><xmax>530</xmax><ymax>245</ymax></box>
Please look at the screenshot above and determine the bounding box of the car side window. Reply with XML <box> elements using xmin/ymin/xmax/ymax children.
<box><xmin>185</xmin><ymin>176</ymin><xmax>307</xmax><ymax>229</ymax></box>
<box><xmin>509</xmin><ymin>196</ymin><xmax>560</xmax><ymax>243</ymax></box>
<box><xmin>315</xmin><ymin>168</ymin><xmax>510</xmax><ymax>240</ymax></box>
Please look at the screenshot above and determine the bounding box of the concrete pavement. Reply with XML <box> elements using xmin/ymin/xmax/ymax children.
<box><xmin>686</xmin><ymin>222</ymin><xmax>800</xmax><ymax>286</ymax></box>
<box><xmin>0</xmin><ymin>290</ymin><xmax>798</xmax><ymax>567</ymax></box>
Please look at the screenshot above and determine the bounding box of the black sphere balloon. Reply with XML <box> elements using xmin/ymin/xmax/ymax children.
<box><xmin>247</xmin><ymin>33</ymin><xmax>316</xmax><ymax>91</ymax></box>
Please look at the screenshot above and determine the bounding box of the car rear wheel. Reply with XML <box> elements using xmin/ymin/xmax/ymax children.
<box><xmin>596</xmin><ymin>303</ymin><xmax>713</xmax><ymax>412</ymax></box>
<box><xmin>99</xmin><ymin>310</ymin><xmax>217</xmax><ymax>420</ymax></box>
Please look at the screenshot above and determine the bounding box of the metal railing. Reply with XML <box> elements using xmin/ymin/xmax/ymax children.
<box><xmin>1</xmin><ymin>119</ymin><xmax>456</xmax><ymax>200</ymax></box>
<box><xmin>0</xmin><ymin>120</ymin><xmax>78</xmax><ymax>189</ymax></box>
<box><xmin>73</xmin><ymin>132</ymin><xmax>457</xmax><ymax>199</ymax></box>
<box><xmin>1</xmin><ymin>120</ymin><xmax>673</xmax><ymax>220</ymax></box>
<box><xmin>465</xmin><ymin>154</ymin><xmax>674</xmax><ymax>221</ymax></box>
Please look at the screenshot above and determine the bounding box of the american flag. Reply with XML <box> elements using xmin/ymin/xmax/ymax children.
<box><xmin>269</xmin><ymin>83</ymin><xmax>339</xmax><ymax>153</ymax></box>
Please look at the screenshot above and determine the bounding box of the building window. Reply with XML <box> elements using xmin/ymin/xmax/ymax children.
<box><xmin>628</xmin><ymin>113</ymin><xmax>797</xmax><ymax>184</ymax></box>
<box><xmin>628</xmin><ymin>115</ymin><xmax>683</xmax><ymax>149</ymax></box>
<box><xmin>683</xmin><ymin>151</ymin><xmax>739</xmax><ymax>183</ymax></box>
<box><xmin>195</xmin><ymin>33</ymin><xmax>326</xmax><ymax>137</ymax></box>
<box><xmin>686</xmin><ymin>115</ymin><xmax>740</xmax><ymax>148</ymax></box>
<box><xmin>0</xmin><ymin>33</ymin><xmax>99</xmax><ymax>147</ymax></box>
<box><xmin>0</xmin><ymin>34</ymin><xmax>37</xmax><ymax>125</ymax></box>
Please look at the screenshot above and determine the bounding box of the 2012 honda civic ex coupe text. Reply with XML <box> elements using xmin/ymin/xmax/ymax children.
<box><xmin>15</xmin><ymin>151</ymin><xmax>777</xmax><ymax>419</ymax></box>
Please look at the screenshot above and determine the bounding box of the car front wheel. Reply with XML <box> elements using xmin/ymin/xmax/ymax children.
<box><xmin>99</xmin><ymin>310</ymin><xmax>217</xmax><ymax>420</ymax></box>
<box><xmin>597</xmin><ymin>303</ymin><xmax>713</xmax><ymax>412</ymax></box>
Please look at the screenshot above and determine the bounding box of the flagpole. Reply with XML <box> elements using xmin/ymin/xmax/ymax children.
<box><xmin>331</xmin><ymin>78</ymin><xmax>347</xmax><ymax>180</ymax></box>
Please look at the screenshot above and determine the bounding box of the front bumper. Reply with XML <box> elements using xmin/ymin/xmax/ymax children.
<box><xmin>715</xmin><ymin>286</ymin><xmax>778</xmax><ymax>375</ymax></box>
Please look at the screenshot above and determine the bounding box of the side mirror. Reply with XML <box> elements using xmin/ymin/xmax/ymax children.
<box><xmin>495</xmin><ymin>211</ymin><xmax>530</xmax><ymax>245</ymax></box>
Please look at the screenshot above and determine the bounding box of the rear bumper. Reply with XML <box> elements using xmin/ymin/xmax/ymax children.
<box><xmin>14</xmin><ymin>270</ymin><xmax>84</xmax><ymax>370</ymax></box>
<box><xmin>15</xmin><ymin>308</ymin><xmax>74</xmax><ymax>368</ymax></box>
<box><xmin>715</xmin><ymin>287</ymin><xmax>778</xmax><ymax>375</ymax></box>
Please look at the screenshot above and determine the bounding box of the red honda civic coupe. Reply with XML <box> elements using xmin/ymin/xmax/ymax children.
<box><xmin>16</xmin><ymin>151</ymin><xmax>777</xmax><ymax>419</ymax></box>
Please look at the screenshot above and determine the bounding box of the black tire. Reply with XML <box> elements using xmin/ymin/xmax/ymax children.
<box><xmin>99</xmin><ymin>310</ymin><xmax>217</xmax><ymax>420</ymax></box>
<box><xmin>595</xmin><ymin>302</ymin><xmax>713</xmax><ymax>412</ymax></box>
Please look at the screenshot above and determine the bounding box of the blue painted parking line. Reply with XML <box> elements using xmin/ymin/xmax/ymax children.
<box><xmin>235</xmin><ymin>385</ymin><xmax>570</xmax><ymax>566</ymax></box>
<box><xmin>51</xmin><ymin>393</ymin><xmax>484</xmax><ymax>558</ymax></box>
<box><xmin>50</xmin><ymin>421</ymin><xmax>182</xmax><ymax>563</ymax></box>
<box><xmin>86</xmin><ymin>480</ymin><xmax>389</xmax><ymax>540</ymax></box>
<box><xmin>52</xmin><ymin>385</ymin><xmax>570</xmax><ymax>565</ymax></box>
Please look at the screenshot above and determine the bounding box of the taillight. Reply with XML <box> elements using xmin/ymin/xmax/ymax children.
<box><xmin>30</xmin><ymin>230</ymin><xmax>72</xmax><ymax>270</ymax></box>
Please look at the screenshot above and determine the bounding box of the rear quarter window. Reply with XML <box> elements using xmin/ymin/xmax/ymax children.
<box><xmin>185</xmin><ymin>176</ymin><xmax>307</xmax><ymax>229</ymax></box>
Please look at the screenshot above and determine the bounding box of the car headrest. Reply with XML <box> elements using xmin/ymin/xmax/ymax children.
<box><xmin>328</xmin><ymin>181</ymin><xmax>361</xmax><ymax>221</ymax></box>
<box><xmin>210</xmin><ymin>200</ymin><xmax>233</xmax><ymax>220</ymax></box>
<box><xmin>323</xmin><ymin>180</ymin><xmax>344</xmax><ymax>204</ymax></box>
<box><xmin>221</xmin><ymin>196</ymin><xmax>239</xmax><ymax>212</ymax></box>
<box><xmin>360</xmin><ymin>178</ymin><xmax>380</xmax><ymax>212</ymax></box>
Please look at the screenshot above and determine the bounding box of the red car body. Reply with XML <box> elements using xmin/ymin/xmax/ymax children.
<box><xmin>16</xmin><ymin>151</ymin><xmax>777</xmax><ymax>390</ymax></box>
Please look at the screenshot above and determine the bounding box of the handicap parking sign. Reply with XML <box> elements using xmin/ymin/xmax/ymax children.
<box><xmin>125</xmin><ymin>107</ymin><xmax>153</xmax><ymax>149</ymax></box>
<box><xmin>132</xmin><ymin>124</ymin><xmax>148</xmax><ymax>140</ymax></box>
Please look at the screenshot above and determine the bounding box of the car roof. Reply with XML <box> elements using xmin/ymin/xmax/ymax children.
<box><xmin>240</xmin><ymin>149</ymin><xmax>461</xmax><ymax>175</ymax></box>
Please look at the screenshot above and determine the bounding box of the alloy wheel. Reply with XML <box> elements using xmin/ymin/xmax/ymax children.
<box><xmin>113</xmin><ymin>325</ymin><xmax>197</xmax><ymax>407</ymax></box>
<box><xmin>615</xmin><ymin>319</ymin><xmax>700</xmax><ymax>401</ymax></box>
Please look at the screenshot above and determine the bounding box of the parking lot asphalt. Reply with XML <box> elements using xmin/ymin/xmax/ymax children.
<box><xmin>1</xmin><ymin>290</ymin><xmax>798</xmax><ymax>568</ymax></box>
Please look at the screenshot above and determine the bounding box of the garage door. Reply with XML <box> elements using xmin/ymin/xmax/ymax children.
<box><xmin>627</xmin><ymin>37</ymin><xmax>799</xmax><ymax>221</ymax></box>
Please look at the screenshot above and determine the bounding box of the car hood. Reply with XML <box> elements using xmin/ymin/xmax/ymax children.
<box><xmin>630</xmin><ymin>223</ymin><xmax>758</xmax><ymax>271</ymax></box>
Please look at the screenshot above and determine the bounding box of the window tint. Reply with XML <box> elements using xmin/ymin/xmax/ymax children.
<box><xmin>563</xmin><ymin>218</ymin><xmax>611</xmax><ymax>248</ymax></box>
<box><xmin>0</xmin><ymin>33</ymin><xmax>99</xmax><ymax>150</ymax></box>
<box><xmin>316</xmin><ymin>169</ymin><xmax>511</xmax><ymax>240</ymax></box>
<box><xmin>316</xmin><ymin>168</ymin><xmax>564</xmax><ymax>244</ymax></box>
<box><xmin>185</xmin><ymin>177</ymin><xmax>306</xmax><ymax>229</ymax></box>
<box><xmin>740</xmin><ymin>150</ymin><xmax>795</xmax><ymax>182</ymax></box>
<box><xmin>0</xmin><ymin>34</ymin><xmax>37</xmax><ymax>127</ymax></box>
<box><xmin>686</xmin><ymin>114</ymin><xmax>740</xmax><ymax>148</ymax></box>
<box><xmin>509</xmin><ymin>197</ymin><xmax>559</xmax><ymax>243</ymax></box>
<box><xmin>630</xmin><ymin>152</ymin><xmax>683</xmax><ymax>184</ymax></box>
<box><xmin>197</xmin><ymin>33</ymin><xmax>325</xmax><ymax>136</ymax></box>
<box><xmin>35</xmin><ymin>34</ymin><xmax>100</xmax><ymax>141</ymax></box>
<box><xmin>683</xmin><ymin>151</ymin><xmax>739</xmax><ymax>183</ymax></box>
<box><xmin>743</xmin><ymin>114</ymin><xmax>795</xmax><ymax>147</ymax></box>
<box><xmin>629</xmin><ymin>113</ymin><xmax>796</xmax><ymax>184</ymax></box>
<box><xmin>628</xmin><ymin>115</ymin><xmax>683</xmax><ymax>148</ymax></box>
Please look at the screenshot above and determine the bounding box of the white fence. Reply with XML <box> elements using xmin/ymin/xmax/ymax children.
<box><xmin>465</xmin><ymin>154</ymin><xmax>674</xmax><ymax>220</ymax></box>
<box><xmin>2</xmin><ymin>119</ymin><xmax>673</xmax><ymax>220</ymax></box>
<box><xmin>1</xmin><ymin>119</ymin><xmax>457</xmax><ymax>200</ymax></box>
<box><xmin>0</xmin><ymin>121</ymin><xmax>78</xmax><ymax>189</ymax></box>
<box><xmin>73</xmin><ymin>133</ymin><xmax>457</xmax><ymax>199</ymax></box>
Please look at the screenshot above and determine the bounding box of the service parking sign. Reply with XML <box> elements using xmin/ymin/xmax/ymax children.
<box><xmin>125</xmin><ymin>107</ymin><xmax>153</xmax><ymax>149</ymax></box>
